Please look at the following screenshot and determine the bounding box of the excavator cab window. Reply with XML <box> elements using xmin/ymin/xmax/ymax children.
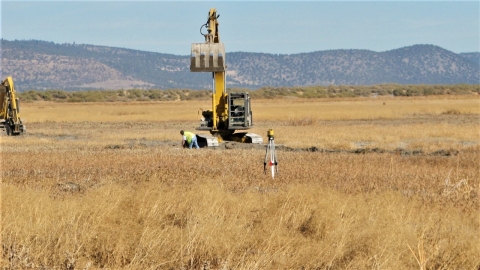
<box><xmin>228</xmin><ymin>93</ymin><xmax>252</xmax><ymax>129</ymax></box>
<box><xmin>231</xmin><ymin>99</ymin><xmax>244</xmax><ymax>117</ymax></box>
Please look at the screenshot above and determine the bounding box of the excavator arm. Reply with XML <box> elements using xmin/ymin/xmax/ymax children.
<box><xmin>204</xmin><ymin>8</ymin><xmax>220</xmax><ymax>44</ymax></box>
<box><xmin>191</xmin><ymin>8</ymin><xmax>228</xmax><ymax>134</ymax></box>
<box><xmin>0</xmin><ymin>76</ymin><xmax>25</xmax><ymax>135</ymax></box>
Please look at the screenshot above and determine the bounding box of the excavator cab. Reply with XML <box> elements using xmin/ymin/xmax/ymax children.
<box><xmin>227</xmin><ymin>93</ymin><xmax>252</xmax><ymax>129</ymax></box>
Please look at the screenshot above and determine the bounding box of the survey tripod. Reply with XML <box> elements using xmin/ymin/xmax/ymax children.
<box><xmin>264</xmin><ymin>129</ymin><xmax>278</xmax><ymax>179</ymax></box>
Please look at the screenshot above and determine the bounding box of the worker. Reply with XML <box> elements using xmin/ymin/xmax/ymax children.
<box><xmin>180</xmin><ymin>130</ymin><xmax>200</xmax><ymax>149</ymax></box>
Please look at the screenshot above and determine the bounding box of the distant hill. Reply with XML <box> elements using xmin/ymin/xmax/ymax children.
<box><xmin>460</xmin><ymin>52</ymin><xmax>480</xmax><ymax>67</ymax></box>
<box><xmin>1</xmin><ymin>39</ymin><xmax>479</xmax><ymax>91</ymax></box>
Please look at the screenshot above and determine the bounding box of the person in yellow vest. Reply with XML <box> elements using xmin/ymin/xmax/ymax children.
<box><xmin>180</xmin><ymin>130</ymin><xmax>200</xmax><ymax>149</ymax></box>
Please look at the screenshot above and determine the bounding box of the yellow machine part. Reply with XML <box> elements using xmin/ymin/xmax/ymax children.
<box><xmin>0</xmin><ymin>85</ymin><xmax>6</xmax><ymax>115</ymax></box>
<box><xmin>213</xmin><ymin>72</ymin><xmax>228</xmax><ymax>131</ymax></box>
<box><xmin>0</xmin><ymin>76</ymin><xmax>19</xmax><ymax>118</ymax></box>
<box><xmin>267</xmin><ymin>129</ymin><xmax>275</xmax><ymax>139</ymax></box>
<box><xmin>1</xmin><ymin>76</ymin><xmax>25</xmax><ymax>135</ymax></box>
<box><xmin>189</xmin><ymin>8</ymin><xmax>263</xmax><ymax>146</ymax></box>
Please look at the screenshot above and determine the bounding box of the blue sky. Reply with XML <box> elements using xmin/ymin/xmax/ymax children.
<box><xmin>1</xmin><ymin>1</ymin><xmax>479</xmax><ymax>55</ymax></box>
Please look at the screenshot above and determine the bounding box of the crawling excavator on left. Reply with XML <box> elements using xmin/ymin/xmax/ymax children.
<box><xmin>0</xmin><ymin>76</ymin><xmax>25</xmax><ymax>135</ymax></box>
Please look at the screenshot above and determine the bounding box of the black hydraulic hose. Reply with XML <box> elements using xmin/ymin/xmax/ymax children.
<box><xmin>200</xmin><ymin>23</ymin><xmax>208</xmax><ymax>37</ymax></box>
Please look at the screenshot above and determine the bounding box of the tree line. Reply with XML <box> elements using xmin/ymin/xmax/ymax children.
<box><xmin>17</xmin><ymin>84</ymin><xmax>479</xmax><ymax>103</ymax></box>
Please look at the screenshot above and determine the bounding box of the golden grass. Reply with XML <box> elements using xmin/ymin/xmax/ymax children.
<box><xmin>20</xmin><ymin>96</ymin><xmax>480</xmax><ymax>123</ymax></box>
<box><xmin>1</xmin><ymin>147</ymin><xmax>479</xmax><ymax>269</ymax></box>
<box><xmin>1</xmin><ymin>96</ymin><xmax>479</xmax><ymax>268</ymax></box>
<box><xmin>13</xmin><ymin>95</ymin><xmax>480</xmax><ymax>150</ymax></box>
<box><xmin>20</xmin><ymin>101</ymin><xmax>206</xmax><ymax>123</ymax></box>
<box><xmin>253</xmin><ymin>96</ymin><xmax>480</xmax><ymax>120</ymax></box>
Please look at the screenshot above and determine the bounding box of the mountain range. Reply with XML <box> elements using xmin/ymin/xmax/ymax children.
<box><xmin>1</xmin><ymin>39</ymin><xmax>479</xmax><ymax>91</ymax></box>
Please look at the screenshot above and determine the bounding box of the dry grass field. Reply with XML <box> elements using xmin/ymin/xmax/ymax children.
<box><xmin>1</xmin><ymin>95</ymin><xmax>479</xmax><ymax>269</ymax></box>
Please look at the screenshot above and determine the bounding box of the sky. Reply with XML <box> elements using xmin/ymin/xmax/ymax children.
<box><xmin>1</xmin><ymin>1</ymin><xmax>479</xmax><ymax>55</ymax></box>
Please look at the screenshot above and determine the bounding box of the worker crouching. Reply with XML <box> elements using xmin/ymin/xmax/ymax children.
<box><xmin>180</xmin><ymin>130</ymin><xmax>200</xmax><ymax>149</ymax></box>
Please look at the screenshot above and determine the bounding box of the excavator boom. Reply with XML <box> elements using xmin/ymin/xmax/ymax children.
<box><xmin>0</xmin><ymin>76</ymin><xmax>25</xmax><ymax>136</ymax></box>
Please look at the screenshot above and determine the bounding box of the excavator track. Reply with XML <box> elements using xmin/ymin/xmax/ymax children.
<box><xmin>196</xmin><ymin>134</ymin><xmax>220</xmax><ymax>147</ymax></box>
<box><xmin>196</xmin><ymin>132</ymin><xmax>263</xmax><ymax>148</ymax></box>
<box><xmin>228</xmin><ymin>132</ymin><xmax>263</xmax><ymax>144</ymax></box>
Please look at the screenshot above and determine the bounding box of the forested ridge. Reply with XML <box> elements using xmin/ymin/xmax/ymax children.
<box><xmin>2</xmin><ymin>39</ymin><xmax>479</xmax><ymax>91</ymax></box>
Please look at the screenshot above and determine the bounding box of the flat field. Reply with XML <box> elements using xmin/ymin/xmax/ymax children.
<box><xmin>1</xmin><ymin>96</ymin><xmax>479</xmax><ymax>269</ymax></box>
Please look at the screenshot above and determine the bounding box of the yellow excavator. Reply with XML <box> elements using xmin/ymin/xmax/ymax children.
<box><xmin>190</xmin><ymin>8</ymin><xmax>262</xmax><ymax>147</ymax></box>
<box><xmin>0</xmin><ymin>76</ymin><xmax>25</xmax><ymax>136</ymax></box>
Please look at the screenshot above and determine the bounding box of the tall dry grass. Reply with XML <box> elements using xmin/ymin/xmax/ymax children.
<box><xmin>1</xmin><ymin>146</ymin><xmax>479</xmax><ymax>269</ymax></box>
<box><xmin>1</xmin><ymin>96</ymin><xmax>479</xmax><ymax>268</ymax></box>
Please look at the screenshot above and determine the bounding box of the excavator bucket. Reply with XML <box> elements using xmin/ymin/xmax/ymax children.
<box><xmin>190</xmin><ymin>43</ymin><xmax>226</xmax><ymax>72</ymax></box>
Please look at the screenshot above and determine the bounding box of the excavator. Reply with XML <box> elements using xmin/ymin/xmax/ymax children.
<box><xmin>190</xmin><ymin>8</ymin><xmax>262</xmax><ymax>147</ymax></box>
<box><xmin>0</xmin><ymin>76</ymin><xmax>25</xmax><ymax>136</ymax></box>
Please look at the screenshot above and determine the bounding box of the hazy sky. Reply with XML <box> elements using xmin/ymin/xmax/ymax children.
<box><xmin>1</xmin><ymin>1</ymin><xmax>479</xmax><ymax>55</ymax></box>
